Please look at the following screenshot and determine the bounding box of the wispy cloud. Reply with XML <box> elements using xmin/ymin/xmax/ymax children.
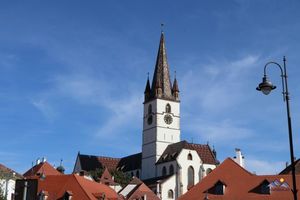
<box><xmin>246</xmin><ymin>158</ymin><xmax>285</xmax><ymax>175</ymax></box>
<box><xmin>180</xmin><ymin>55</ymin><xmax>260</xmax><ymax>113</ymax></box>
<box><xmin>31</xmin><ymin>99</ymin><xmax>56</xmax><ymax>121</ymax></box>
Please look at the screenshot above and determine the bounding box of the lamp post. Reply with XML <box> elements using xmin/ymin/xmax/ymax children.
<box><xmin>256</xmin><ymin>56</ymin><xmax>297</xmax><ymax>200</ymax></box>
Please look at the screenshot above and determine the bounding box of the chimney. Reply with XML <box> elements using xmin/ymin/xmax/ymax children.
<box><xmin>42</xmin><ymin>157</ymin><xmax>47</xmax><ymax>163</ymax></box>
<box><xmin>233</xmin><ymin>148</ymin><xmax>245</xmax><ymax>168</ymax></box>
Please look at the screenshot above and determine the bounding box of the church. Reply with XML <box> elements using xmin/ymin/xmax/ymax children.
<box><xmin>73</xmin><ymin>32</ymin><xmax>219</xmax><ymax>200</ymax></box>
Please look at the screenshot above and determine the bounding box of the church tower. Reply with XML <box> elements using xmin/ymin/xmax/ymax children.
<box><xmin>142</xmin><ymin>32</ymin><xmax>180</xmax><ymax>179</ymax></box>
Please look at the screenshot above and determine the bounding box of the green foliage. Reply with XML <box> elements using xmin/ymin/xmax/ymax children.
<box><xmin>89</xmin><ymin>168</ymin><xmax>131</xmax><ymax>187</ymax></box>
<box><xmin>110</xmin><ymin>169</ymin><xmax>131</xmax><ymax>187</ymax></box>
<box><xmin>89</xmin><ymin>168</ymin><xmax>104</xmax><ymax>182</ymax></box>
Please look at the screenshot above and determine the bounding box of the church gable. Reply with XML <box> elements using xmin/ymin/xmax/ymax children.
<box><xmin>156</xmin><ymin>140</ymin><xmax>218</xmax><ymax>165</ymax></box>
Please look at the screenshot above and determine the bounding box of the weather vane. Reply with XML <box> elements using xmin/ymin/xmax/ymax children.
<box><xmin>161</xmin><ymin>23</ymin><xmax>164</xmax><ymax>32</ymax></box>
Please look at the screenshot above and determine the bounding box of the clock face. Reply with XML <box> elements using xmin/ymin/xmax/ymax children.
<box><xmin>164</xmin><ymin>114</ymin><xmax>173</xmax><ymax>125</ymax></box>
<box><xmin>147</xmin><ymin>115</ymin><xmax>153</xmax><ymax>125</ymax></box>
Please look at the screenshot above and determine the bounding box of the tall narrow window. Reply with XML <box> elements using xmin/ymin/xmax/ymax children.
<box><xmin>168</xmin><ymin>190</ymin><xmax>174</xmax><ymax>198</ymax></box>
<box><xmin>188</xmin><ymin>166</ymin><xmax>195</xmax><ymax>189</ymax></box>
<box><xmin>162</xmin><ymin>166</ymin><xmax>167</xmax><ymax>176</ymax></box>
<box><xmin>187</xmin><ymin>153</ymin><xmax>193</xmax><ymax>160</ymax></box>
<box><xmin>166</xmin><ymin>104</ymin><xmax>171</xmax><ymax>113</ymax></box>
<box><xmin>136</xmin><ymin>170</ymin><xmax>140</xmax><ymax>178</ymax></box>
<box><xmin>169</xmin><ymin>165</ymin><xmax>174</xmax><ymax>175</ymax></box>
<box><xmin>148</xmin><ymin>104</ymin><xmax>152</xmax><ymax>114</ymax></box>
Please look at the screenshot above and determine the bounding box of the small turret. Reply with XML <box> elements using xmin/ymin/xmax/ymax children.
<box><xmin>172</xmin><ymin>76</ymin><xmax>179</xmax><ymax>101</ymax></box>
<box><xmin>144</xmin><ymin>77</ymin><xmax>151</xmax><ymax>102</ymax></box>
<box><xmin>56</xmin><ymin>159</ymin><xmax>65</xmax><ymax>174</ymax></box>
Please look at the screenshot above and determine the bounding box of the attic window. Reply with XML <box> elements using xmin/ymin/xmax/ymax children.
<box><xmin>163</xmin><ymin>154</ymin><xmax>168</xmax><ymax>160</ymax></box>
<box><xmin>207</xmin><ymin>180</ymin><xmax>226</xmax><ymax>195</ymax></box>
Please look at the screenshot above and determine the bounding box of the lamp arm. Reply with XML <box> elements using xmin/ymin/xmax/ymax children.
<box><xmin>264</xmin><ymin>61</ymin><xmax>286</xmax><ymax>101</ymax></box>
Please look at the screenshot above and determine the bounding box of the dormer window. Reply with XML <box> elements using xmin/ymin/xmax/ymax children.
<box><xmin>63</xmin><ymin>191</ymin><xmax>73</xmax><ymax>200</ymax></box>
<box><xmin>207</xmin><ymin>180</ymin><xmax>226</xmax><ymax>195</ymax></box>
<box><xmin>166</xmin><ymin>104</ymin><xmax>171</xmax><ymax>113</ymax></box>
<box><xmin>187</xmin><ymin>153</ymin><xmax>193</xmax><ymax>160</ymax></box>
<box><xmin>249</xmin><ymin>179</ymin><xmax>271</xmax><ymax>195</ymax></box>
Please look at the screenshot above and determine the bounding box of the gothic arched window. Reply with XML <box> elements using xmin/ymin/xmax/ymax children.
<box><xmin>187</xmin><ymin>153</ymin><xmax>193</xmax><ymax>160</ymax></box>
<box><xmin>166</xmin><ymin>104</ymin><xmax>171</xmax><ymax>113</ymax></box>
<box><xmin>148</xmin><ymin>104</ymin><xmax>152</xmax><ymax>115</ymax></box>
<box><xmin>169</xmin><ymin>165</ymin><xmax>174</xmax><ymax>175</ymax></box>
<box><xmin>168</xmin><ymin>189</ymin><xmax>174</xmax><ymax>198</ymax></box>
<box><xmin>188</xmin><ymin>166</ymin><xmax>195</xmax><ymax>189</ymax></box>
<box><xmin>162</xmin><ymin>166</ymin><xmax>167</xmax><ymax>176</ymax></box>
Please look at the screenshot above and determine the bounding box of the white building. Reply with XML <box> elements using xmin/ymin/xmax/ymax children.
<box><xmin>0</xmin><ymin>163</ymin><xmax>23</xmax><ymax>200</ymax></box>
<box><xmin>74</xmin><ymin>32</ymin><xmax>219</xmax><ymax>200</ymax></box>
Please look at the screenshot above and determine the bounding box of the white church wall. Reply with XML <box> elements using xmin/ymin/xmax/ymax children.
<box><xmin>160</xmin><ymin>175</ymin><xmax>176</xmax><ymax>200</ymax></box>
<box><xmin>176</xmin><ymin>149</ymin><xmax>201</xmax><ymax>195</ymax></box>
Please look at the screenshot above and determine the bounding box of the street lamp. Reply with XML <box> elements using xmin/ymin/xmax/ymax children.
<box><xmin>256</xmin><ymin>56</ymin><xmax>297</xmax><ymax>200</ymax></box>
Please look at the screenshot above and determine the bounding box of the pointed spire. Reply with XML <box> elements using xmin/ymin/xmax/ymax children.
<box><xmin>151</xmin><ymin>32</ymin><xmax>173</xmax><ymax>99</ymax></box>
<box><xmin>144</xmin><ymin>74</ymin><xmax>151</xmax><ymax>101</ymax></box>
<box><xmin>172</xmin><ymin>71</ymin><xmax>180</xmax><ymax>100</ymax></box>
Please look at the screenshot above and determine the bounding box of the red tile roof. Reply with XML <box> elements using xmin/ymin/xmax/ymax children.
<box><xmin>100</xmin><ymin>168</ymin><xmax>118</xmax><ymax>186</ymax></box>
<box><xmin>0</xmin><ymin>163</ymin><xmax>23</xmax><ymax>178</ymax></box>
<box><xmin>179</xmin><ymin>158</ymin><xmax>300</xmax><ymax>200</ymax></box>
<box><xmin>119</xmin><ymin>177</ymin><xmax>159</xmax><ymax>200</ymax></box>
<box><xmin>23</xmin><ymin>161</ymin><xmax>62</xmax><ymax>177</ymax></box>
<box><xmin>37</xmin><ymin>174</ymin><xmax>119</xmax><ymax>200</ymax></box>
<box><xmin>127</xmin><ymin>182</ymin><xmax>160</xmax><ymax>200</ymax></box>
<box><xmin>280</xmin><ymin>159</ymin><xmax>300</xmax><ymax>175</ymax></box>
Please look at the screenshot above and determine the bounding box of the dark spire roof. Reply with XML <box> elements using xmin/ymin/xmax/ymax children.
<box><xmin>172</xmin><ymin>77</ymin><xmax>179</xmax><ymax>92</ymax></box>
<box><xmin>144</xmin><ymin>77</ymin><xmax>151</xmax><ymax>94</ymax></box>
<box><xmin>150</xmin><ymin>32</ymin><xmax>173</xmax><ymax>100</ymax></box>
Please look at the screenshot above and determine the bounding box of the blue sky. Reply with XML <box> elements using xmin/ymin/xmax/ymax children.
<box><xmin>1</xmin><ymin>1</ymin><xmax>300</xmax><ymax>175</ymax></box>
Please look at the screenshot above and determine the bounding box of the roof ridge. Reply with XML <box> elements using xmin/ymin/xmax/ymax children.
<box><xmin>73</xmin><ymin>174</ymin><xmax>94</xmax><ymax>200</ymax></box>
<box><xmin>80</xmin><ymin>154</ymin><xmax>121</xmax><ymax>160</ymax></box>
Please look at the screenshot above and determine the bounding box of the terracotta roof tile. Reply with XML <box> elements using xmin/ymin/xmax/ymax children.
<box><xmin>100</xmin><ymin>168</ymin><xmax>118</xmax><ymax>186</ymax></box>
<box><xmin>35</xmin><ymin>174</ymin><xmax>119</xmax><ymax>200</ymax></box>
<box><xmin>179</xmin><ymin>158</ymin><xmax>300</xmax><ymax>200</ymax></box>
<box><xmin>279</xmin><ymin>158</ymin><xmax>300</xmax><ymax>175</ymax></box>
<box><xmin>23</xmin><ymin>161</ymin><xmax>62</xmax><ymax>177</ymax></box>
<box><xmin>0</xmin><ymin>163</ymin><xmax>23</xmax><ymax>178</ymax></box>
